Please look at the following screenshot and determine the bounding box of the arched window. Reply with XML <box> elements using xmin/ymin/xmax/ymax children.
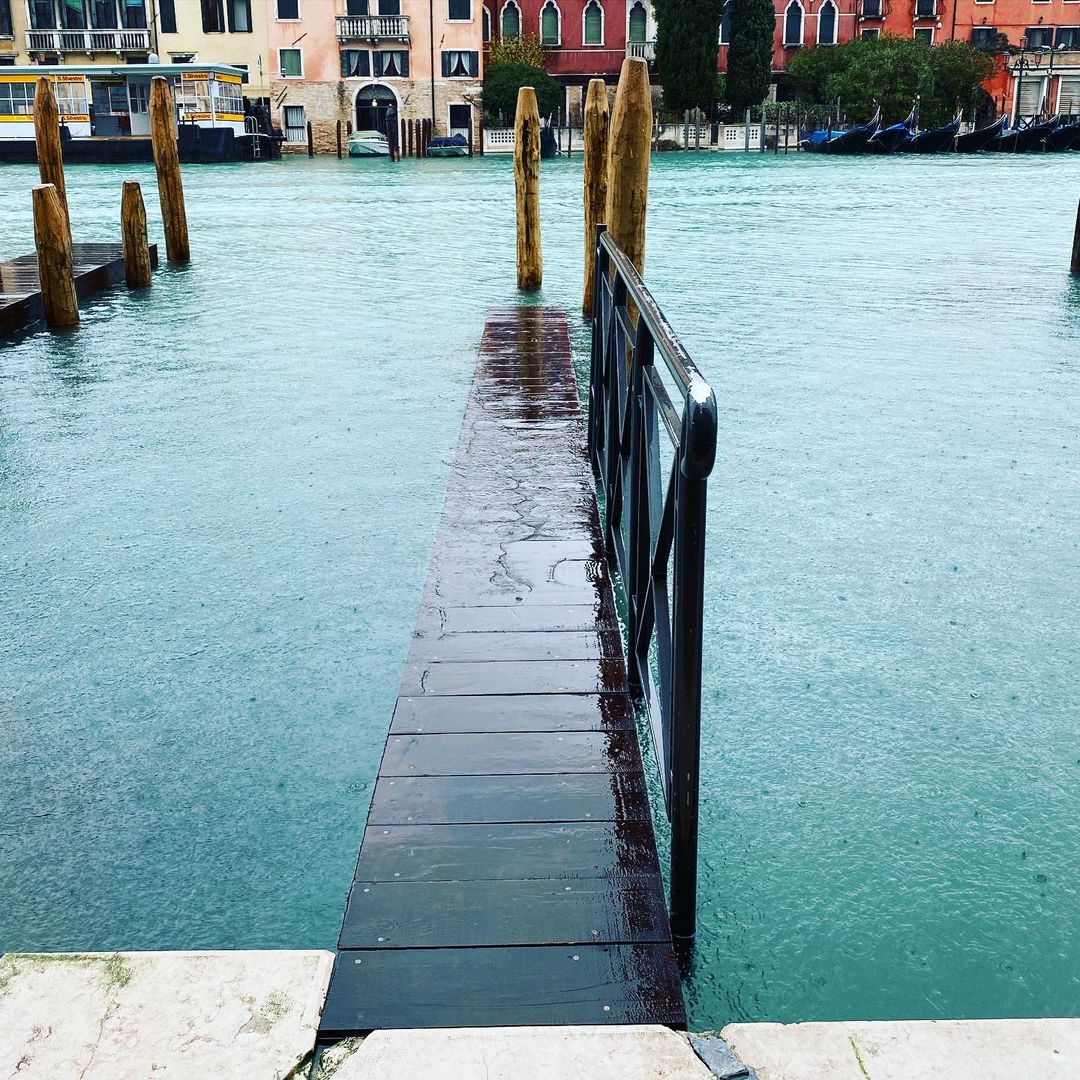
<box><xmin>719</xmin><ymin>0</ymin><xmax>731</xmax><ymax>44</ymax></box>
<box><xmin>783</xmin><ymin>0</ymin><xmax>803</xmax><ymax>46</ymax></box>
<box><xmin>500</xmin><ymin>0</ymin><xmax>520</xmax><ymax>38</ymax></box>
<box><xmin>482</xmin><ymin>4</ymin><xmax>490</xmax><ymax>41</ymax></box>
<box><xmin>818</xmin><ymin>0</ymin><xmax>836</xmax><ymax>44</ymax></box>
<box><xmin>540</xmin><ymin>0</ymin><xmax>560</xmax><ymax>45</ymax></box>
<box><xmin>628</xmin><ymin>0</ymin><xmax>646</xmax><ymax>44</ymax></box>
<box><xmin>583</xmin><ymin>0</ymin><xmax>603</xmax><ymax>44</ymax></box>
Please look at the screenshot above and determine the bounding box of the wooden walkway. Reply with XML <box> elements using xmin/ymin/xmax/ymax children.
<box><xmin>0</xmin><ymin>242</ymin><xmax>158</xmax><ymax>338</ymax></box>
<box><xmin>318</xmin><ymin>307</ymin><xmax>685</xmax><ymax>1036</ymax></box>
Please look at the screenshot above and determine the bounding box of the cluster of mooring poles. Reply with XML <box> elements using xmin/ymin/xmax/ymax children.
<box><xmin>513</xmin><ymin>57</ymin><xmax>653</xmax><ymax>299</ymax></box>
<box><xmin>27</xmin><ymin>74</ymin><xmax>188</xmax><ymax>330</ymax></box>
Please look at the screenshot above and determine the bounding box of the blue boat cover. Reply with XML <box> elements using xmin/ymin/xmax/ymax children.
<box><xmin>429</xmin><ymin>134</ymin><xmax>469</xmax><ymax>147</ymax></box>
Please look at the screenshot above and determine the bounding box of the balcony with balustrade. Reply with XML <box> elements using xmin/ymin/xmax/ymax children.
<box><xmin>25</xmin><ymin>28</ymin><xmax>151</xmax><ymax>54</ymax></box>
<box><xmin>336</xmin><ymin>15</ymin><xmax>410</xmax><ymax>43</ymax></box>
<box><xmin>625</xmin><ymin>40</ymin><xmax>656</xmax><ymax>62</ymax></box>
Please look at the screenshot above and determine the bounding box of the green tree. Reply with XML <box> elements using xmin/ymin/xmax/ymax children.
<box><xmin>725</xmin><ymin>0</ymin><xmax>776</xmax><ymax>112</ymax></box>
<box><xmin>926</xmin><ymin>40</ymin><xmax>999</xmax><ymax>126</ymax></box>
<box><xmin>487</xmin><ymin>32</ymin><xmax>548</xmax><ymax>70</ymax></box>
<box><xmin>481</xmin><ymin>63</ymin><xmax>564</xmax><ymax>124</ymax></box>
<box><xmin>785</xmin><ymin>36</ymin><xmax>997</xmax><ymax>128</ymax></box>
<box><xmin>655</xmin><ymin>0</ymin><xmax>726</xmax><ymax>115</ymax></box>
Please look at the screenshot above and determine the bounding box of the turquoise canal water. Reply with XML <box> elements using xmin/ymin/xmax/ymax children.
<box><xmin>1</xmin><ymin>152</ymin><xmax>1078</xmax><ymax>1027</ymax></box>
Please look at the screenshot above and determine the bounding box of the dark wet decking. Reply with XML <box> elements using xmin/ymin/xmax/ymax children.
<box><xmin>0</xmin><ymin>242</ymin><xmax>158</xmax><ymax>337</ymax></box>
<box><xmin>318</xmin><ymin>307</ymin><xmax>685</xmax><ymax>1036</ymax></box>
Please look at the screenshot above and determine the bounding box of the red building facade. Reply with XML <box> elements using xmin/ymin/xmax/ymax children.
<box><xmin>483</xmin><ymin>0</ymin><xmax>1079</xmax><ymax>119</ymax></box>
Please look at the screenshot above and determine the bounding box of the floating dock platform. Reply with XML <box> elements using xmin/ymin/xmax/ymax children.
<box><xmin>319</xmin><ymin>306</ymin><xmax>685</xmax><ymax>1035</ymax></box>
<box><xmin>0</xmin><ymin>242</ymin><xmax>158</xmax><ymax>338</ymax></box>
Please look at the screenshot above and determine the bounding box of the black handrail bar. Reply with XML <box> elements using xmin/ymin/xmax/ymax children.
<box><xmin>587</xmin><ymin>225</ymin><xmax>717</xmax><ymax>945</ymax></box>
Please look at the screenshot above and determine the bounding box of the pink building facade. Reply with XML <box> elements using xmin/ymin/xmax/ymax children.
<box><xmin>268</xmin><ymin>0</ymin><xmax>484</xmax><ymax>151</ymax></box>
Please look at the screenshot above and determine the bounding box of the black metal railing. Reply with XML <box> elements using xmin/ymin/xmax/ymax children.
<box><xmin>587</xmin><ymin>226</ymin><xmax>717</xmax><ymax>944</ymax></box>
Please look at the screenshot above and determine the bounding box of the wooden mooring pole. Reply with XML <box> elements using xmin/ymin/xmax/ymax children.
<box><xmin>1072</xmin><ymin>198</ymin><xmax>1080</xmax><ymax>274</ymax></box>
<box><xmin>34</xmin><ymin>77</ymin><xmax>70</xmax><ymax>243</ymax></box>
<box><xmin>306</xmin><ymin>120</ymin><xmax>314</xmax><ymax>158</ymax></box>
<box><xmin>514</xmin><ymin>86</ymin><xmax>542</xmax><ymax>291</ymax></box>
<box><xmin>149</xmin><ymin>76</ymin><xmax>190</xmax><ymax>265</ymax></box>
<box><xmin>582</xmin><ymin>78</ymin><xmax>609</xmax><ymax>316</ymax></box>
<box><xmin>32</xmin><ymin>183</ymin><xmax>78</xmax><ymax>329</ymax></box>
<box><xmin>605</xmin><ymin>57</ymin><xmax>652</xmax><ymax>277</ymax></box>
<box><xmin>121</xmin><ymin>180</ymin><xmax>152</xmax><ymax>289</ymax></box>
<box><xmin>336</xmin><ymin>120</ymin><xmax>343</xmax><ymax>159</ymax></box>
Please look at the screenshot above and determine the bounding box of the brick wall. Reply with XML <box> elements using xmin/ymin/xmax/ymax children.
<box><xmin>272</xmin><ymin>77</ymin><xmax>483</xmax><ymax>154</ymax></box>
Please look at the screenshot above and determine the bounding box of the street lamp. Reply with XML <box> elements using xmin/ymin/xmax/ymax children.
<box><xmin>1013</xmin><ymin>37</ymin><xmax>1045</xmax><ymax>128</ymax></box>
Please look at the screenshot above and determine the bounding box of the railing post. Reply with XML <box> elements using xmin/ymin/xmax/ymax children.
<box><xmin>668</xmin><ymin>389</ymin><xmax>717</xmax><ymax>945</ymax></box>
<box><xmin>624</xmin><ymin>318</ymin><xmax>653</xmax><ymax>694</ymax></box>
<box><xmin>587</xmin><ymin>225</ymin><xmax>608</xmax><ymax>475</ymax></box>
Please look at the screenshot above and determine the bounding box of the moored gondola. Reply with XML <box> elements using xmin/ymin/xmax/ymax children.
<box><xmin>801</xmin><ymin>108</ymin><xmax>881</xmax><ymax>154</ymax></box>
<box><xmin>1046</xmin><ymin>117</ymin><xmax>1080</xmax><ymax>151</ymax></box>
<box><xmin>993</xmin><ymin>117</ymin><xmax>1057</xmax><ymax>152</ymax></box>
<box><xmin>899</xmin><ymin>114</ymin><xmax>962</xmax><ymax>154</ymax></box>
<box><xmin>868</xmin><ymin>106</ymin><xmax>915</xmax><ymax>154</ymax></box>
<box><xmin>955</xmin><ymin>114</ymin><xmax>1007</xmax><ymax>153</ymax></box>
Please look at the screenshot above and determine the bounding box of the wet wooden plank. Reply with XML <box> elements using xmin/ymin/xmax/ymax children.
<box><xmin>380</xmin><ymin>731</ymin><xmax>642</xmax><ymax>776</ymax></box>
<box><xmin>401</xmin><ymin>659</ymin><xmax>628</xmax><ymax>696</ymax></box>
<box><xmin>340</xmin><ymin>878</ymin><xmax>671</xmax><ymax>948</ymax></box>
<box><xmin>355</xmin><ymin>821</ymin><xmax>662</xmax><ymax>883</ymax></box>
<box><xmin>368</xmin><ymin>772</ymin><xmax>651</xmax><ymax>825</ymax></box>
<box><xmin>320</xmin><ymin>944</ymin><xmax>685</xmax><ymax>1035</ymax></box>
<box><xmin>408</xmin><ymin>629</ymin><xmax>619</xmax><ymax>663</ymax></box>
<box><xmin>390</xmin><ymin>693</ymin><xmax>635</xmax><ymax>734</ymax></box>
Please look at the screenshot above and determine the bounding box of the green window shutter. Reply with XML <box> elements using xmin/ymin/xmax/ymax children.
<box><xmin>541</xmin><ymin>3</ymin><xmax>558</xmax><ymax>44</ymax></box>
<box><xmin>583</xmin><ymin>2</ymin><xmax>600</xmax><ymax>44</ymax></box>
<box><xmin>442</xmin><ymin>51</ymin><xmax>451</xmax><ymax>76</ymax></box>
<box><xmin>628</xmin><ymin>4</ymin><xmax>646</xmax><ymax>43</ymax></box>
<box><xmin>469</xmin><ymin>50</ymin><xmax>479</xmax><ymax>76</ymax></box>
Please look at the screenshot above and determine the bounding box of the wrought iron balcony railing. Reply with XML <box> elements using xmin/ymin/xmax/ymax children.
<box><xmin>588</xmin><ymin>226</ymin><xmax>717</xmax><ymax>945</ymax></box>
<box><xmin>336</xmin><ymin>14</ymin><xmax>410</xmax><ymax>42</ymax></box>
<box><xmin>26</xmin><ymin>28</ymin><xmax>151</xmax><ymax>53</ymax></box>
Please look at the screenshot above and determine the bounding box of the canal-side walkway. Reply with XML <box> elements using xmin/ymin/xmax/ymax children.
<box><xmin>318</xmin><ymin>306</ymin><xmax>685</xmax><ymax>1035</ymax></box>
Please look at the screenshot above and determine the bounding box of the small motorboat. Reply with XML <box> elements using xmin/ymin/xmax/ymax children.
<box><xmin>427</xmin><ymin>133</ymin><xmax>470</xmax><ymax>157</ymax></box>
<box><xmin>954</xmin><ymin>114</ymin><xmax>1007</xmax><ymax>153</ymax></box>
<box><xmin>800</xmin><ymin>108</ymin><xmax>881</xmax><ymax>155</ymax></box>
<box><xmin>899</xmin><ymin>114</ymin><xmax>962</xmax><ymax>154</ymax></box>
<box><xmin>348</xmin><ymin>129</ymin><xmax>391</xmax><ymax>157</ymax></box>
<box><xmin>868</xmin><ymin>106</ymin><xmax>915</xmax><ymax>154</ymax></box>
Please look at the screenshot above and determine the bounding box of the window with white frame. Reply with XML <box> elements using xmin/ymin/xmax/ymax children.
<box><xmin>783</xmin><ymin>0</ymin><xmax>803</xmax><ymax>45</ymax></box>
<box><xmin>628</xmin><ymin>0</ymin><xmax>646</xmax><ymax>43</ymax></box>
<box><xmin>1057</xmin><ymin>26</ymin><xmax>1080</xmax><ymax>47</ymax></box>
<box><xmin>127</xmin><ymin>81</ymin><xmax>149</xmax><ymax>113</ymax></box>
<box><xmin>540</xmin><ymin>0</ymin><xmax>559</xmax><ymax>44</ymax></box>
<box><xmin>282</xmin><ymin>103</ymin><xmax>305</xmax><ymax>141</ymax></box>
<box><xmin>448</xmin><ymin>0</ymin><xmax>470</xmax><ymax>18</ymax></box>
<box><xmin>719</xmin><ymin>1</ymin><xmax>730</xmax><ymax>44</ymax></box>
<box><xmin>0</xmin><ymin>81</ymin><xmax>34</xmax><ymax>115</ymax></box>
<box><xmin>374</xmin><ymin>49</ymin><xmax>408</xmax><ymax>76</ymax></box>
<box><xmin>55</xmin><ymin>79</ymin><xmax>88</xmax><ymax>115</ymax></box>
<box><xmin>442</xmin><ymin>49</ymin><xmax>478</xmax><ymax>76</ymax></box>
<box><xmin>216</xmin><ymin>79</ymin><xmax>243</xmax><ymax>114</ymax></box>
<box><xmin>914</xmin><ymin>25</ymin><xmax>933</xmax><ymax>43</ymax></box>
<box><xmin>276</xmin><ymin>0</ymin><xmax>299</xmax><ymax>18</ymax></box>
<box><xmin>818</xmin><ymin>0</ymin><xmax>836</xmax><ymax>43</ymax></box>
<box><xmin>482</xmin><ymin>4</ymin><xmax>489</xmax><ymax>40</ymax></box>
<box><xmin>279</xmin><ymin>47</ymin><xmax>302</xmax><ymax>77</ymax></box>
<box><xmin>583</xmin><ymin>0</ymin><xmax>602</xmax><ymax>43</ymax></box>
<box><xmin>500</xmin><ymin>0</ymin><xmax>519</xmax><ymax>38</ymax></box>
<box><xmin>861</xmin><ymin>26</ymin><xmax>879</xmax><ymax>38</ymax></box>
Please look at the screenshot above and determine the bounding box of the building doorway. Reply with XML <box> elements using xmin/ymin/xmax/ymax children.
<box><xmin>355</xmin><ymin>83</ymin><xmax>397</xmax><ymax>135</ymax></box>
<box><xmin>448</xmin><ymin>103</ymin><xmax>471</xmax><ymax>140</ymax></box>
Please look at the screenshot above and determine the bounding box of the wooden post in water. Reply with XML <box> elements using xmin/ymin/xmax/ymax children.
<box><xmin>34</xmin><ymin>77</ymin><xmax>70</xmax><ymax>242</ymax></box>
<box><xmin>32</xmin><ymin>183</ymin><xmax>78</xmax><ymax>328</ymax></box>
<box><xmin>582</xmin><ymin>78</ymin><xmax>609</xmax><ymax>316</ymax></box>
<box><xmin>120</xmin><ymin>180</ymin><xmax>152</xmax><ymax>289</ymax></box>
<box><xmin>1072</xmin><ymin>198</ymin><xmax>1080</xmax><ymax>274</ymax></box>
<box><xmin>604</xmin><ymin>57</ymin><xmax>652</xmax><ymax>276</ymax></box>
<box><xmin>336</xmin><ymin>120</ymin><xmax>343</xmax><ymax>159</ymax></box>
<box><xmin>306</xmin><ymin>120</ymin><xmax>314</xmax><ymax>157</ymax></box>
<box><xmin>149</xmin><ymin>76</ymin><xmax>189</xmax><ymax>265</ymax></box>
<box><xmin>514</xmin><ymin>86</ymin><xmax>542</xmax><ymax>291</ymax></box>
